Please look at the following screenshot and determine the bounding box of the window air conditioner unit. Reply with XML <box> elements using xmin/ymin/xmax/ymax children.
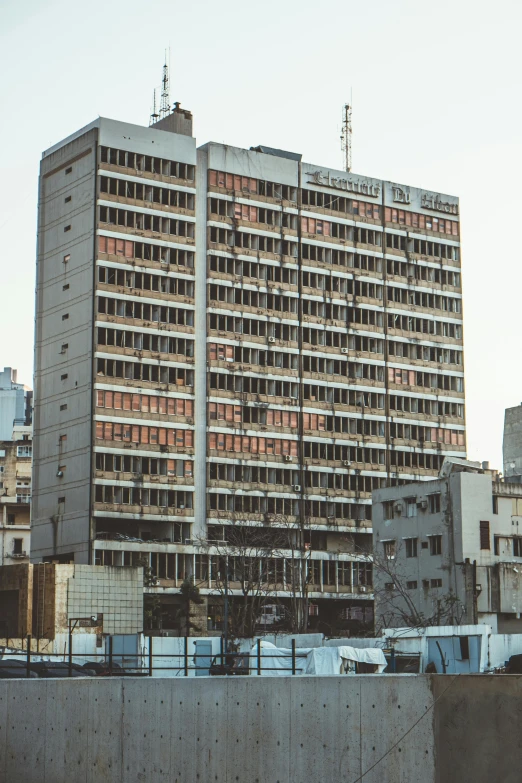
<box><xmin>358</xmin><ymin>585</ymin><xmax>367</xmax><ymax>593</ymax></box>
<box><xmin>293</xmin><ymin>485</ymin><xmax>301</xmax><ymax>492</ymax></box>
<box><xmin>284</xmin><ymin>455</ymin><xmax>293</xmax><ymax>462</ymax></box>
<box><xmin>341</xmin><ymin>347</ymin><xmax>349</xmax><ymax>354</ymax></box>
<box><xmin>394</xmin><ymin>502</ymin><xmax>402</xmax><ymax>512</ymax></box>
<box><xmin>343</xmin><ymin>460</ymin><xmax>351</xmax><ymax>467</ymax></box>
<box><xmin>417</xmin><ymin>499</ymin><xmax>428</xmax><ymax>510</ymax></box>
<box><xmin>268</xmin><ymin>336</ymin><xmax>276</xmax><ymax>344</ymax></box>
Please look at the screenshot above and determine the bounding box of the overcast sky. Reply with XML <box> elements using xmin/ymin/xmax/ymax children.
<box><xmin>0</xmin><ymin>0</ymin><xmax>520</xmax><ymax>468</ymax></box>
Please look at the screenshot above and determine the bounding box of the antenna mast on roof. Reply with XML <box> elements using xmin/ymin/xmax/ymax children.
<box><xmin>149</xmin><ymin>89</ymin><xmax>159</xmax><ymax>127</ymax></box>
<box><xmin>340</xmin><ymin>100</ymin><xmax>352</xmax><ymax>173</ymax></box>
<box><xmin>159</xmin><ymin>52</ymin><xmax>171</xmax><ymax>120</ymax></box>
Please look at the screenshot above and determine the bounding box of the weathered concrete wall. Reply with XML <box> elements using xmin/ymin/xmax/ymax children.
<box><xmin>0</xmin><ymin>674</ymin><xmax>515</xmax><ymax>783</ymax></box>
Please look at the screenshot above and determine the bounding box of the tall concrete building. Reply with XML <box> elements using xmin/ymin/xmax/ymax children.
<box><xmin>32</xmin><ymin>104</ymin><xmax>465</xmax><ymax>633</ymax></box>
<box><xmin>503</xmin><ymin>404</ymin><xmax>522</xmax><ymax>480</ymax></box>
<box><xmin>0</xmin><ymin>368</ymin><xmax>32</xmax><ymax>441</ymax></box>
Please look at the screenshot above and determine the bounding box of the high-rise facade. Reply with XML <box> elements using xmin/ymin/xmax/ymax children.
<box><xmin>32</xmin><ymin>107</ymin><xmax>465</xmax><ymax>634</ymax></box>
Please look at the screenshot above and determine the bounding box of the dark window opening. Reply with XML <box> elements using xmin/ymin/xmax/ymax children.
<box><xmin>459</xmin><ymin>636</ymin><xmax>469</xmax><ymax>660</ymax></box>
<box><xmin>480</xmin><ymin>520</ymin><xmax>490</xmax><ymax>550</ymax></box>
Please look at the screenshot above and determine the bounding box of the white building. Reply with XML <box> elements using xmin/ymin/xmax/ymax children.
<box><xmin>372</xmin><ymin>459</ymin><xmax>522</xmax><ymax>633</ymax></box>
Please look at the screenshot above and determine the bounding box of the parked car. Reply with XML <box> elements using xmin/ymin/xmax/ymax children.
<box><xmin>209</xmin><ymin>654</ymin><xmax>250</xmax><ymax>676</ymax></box>
<box><xmin>0</xmin><ymin>660</ymin><xmax>38</xmax><ymax>678</ymax></box>
<box><xmin>81</xmin><ymin>661</ymin><xmax>123</xmax><ymax>676</ymax></box>
<box><xmin>256</xmin><ymin>604</ymin><xmax>289</xmax><ymax>629</ymax></box>
<box><xmin>28</xmin><ymin>662</ymin><xmax>95</xmax><ymax>678</ymax></box>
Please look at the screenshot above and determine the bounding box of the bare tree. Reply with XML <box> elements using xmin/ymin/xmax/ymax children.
<box><xmin>198</xmin><ymin>523</ymin><xmax>290</xmax><ymax>639</ymax></box>
<box><xmin>267</xmin><ymin>513</ymin><xmax>312</xmax><ymax>634</ymax></box>
<box><xmin>371</xmin><ymin>542</ymin><xmax>465</xmax><ymax>634</ymax></box>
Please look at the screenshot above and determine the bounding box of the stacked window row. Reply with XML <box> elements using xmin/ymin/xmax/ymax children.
<box><xmin>97</xmin><ymin>327</ymin><xmax>194</xmax><ymax>357</ymax></box>
<box><xmin>95</xmin><ymin>421</ymin><xmax>193</xmax><ymax>447</ymax></box>
<box><xmin>100</xmin><ymin>176</ymin><xmax>194</xmax><ymax>210</ymax></box>
<box><xmin>95</xmin><ymin>485</ymin><xmax>193</xmax><ymax>511</ymax></box>
<box><xmin>96</xmin><ymin>358</ymin><xmax>193</xmax><ymax>387</ymax></box>
<box><xmin>98</xmin><ymin>235</ymin><xmax>194</xmax><ymax>267</ymax></box>
<box><xmin>100</xmin><ymin>146</ymin><xmax>195</xmax><ymax>180</ymax></box>
<box><xmin>98</xmin><ymin>297</ymin><xmax>194</xmax><ymax>327</ymax></box>
<box><xmin>95</xmin><ymin>453</ymin><xmax>193</xmax><ymax>478</ymax></box>
<box><xmin>99</xmin><ymin>206</ymin><xmax>194</xmax><ymax>239</ymax></box>
<box><xmin>97</xmin><ymin>266</ymin><xmax>194</xmax><ymax>298</ymax></box>
<box><xmin>96</xmin><ymin>390</ymin><xmax>193</xmax><ymax>417</ymax></box>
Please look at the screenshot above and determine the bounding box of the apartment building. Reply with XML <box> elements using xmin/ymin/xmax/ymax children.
<box><xmin>0</xmin><ymin>425</ymin><xmax>32</xmax><ymax>565</ymax></box>
<box><xmin>372</xmin><ymin>459</ymin><xmax>522</xmax><ymax>634</ymax></box>
<box><xmin>32</xmin><ymin>104</ymin><xmax>465</xmax><ymax>634</ymax></box>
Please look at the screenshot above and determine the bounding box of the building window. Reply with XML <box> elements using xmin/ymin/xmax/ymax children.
<box><xmin>405</xmin><ymin>538</ymin><xmax>418</xmax><ymax>558</ymax></box>
<box><xmin>459</xmin><ymin>636</ymin><xmax>469</xmax><ymax>660</ymax></box>
<box><xmin>421</xmin><ymin>541</ymin><xmax>428</xmax><ymax>550</ymax></box>
<box><xmin>429</xmin><ymin>535</ymin><xmax>442</xmax><ymax>556</ymax></box>
<box><xmin>63</xmin><ymin>284</ymin><xmax>70</xmax><ymax>291</ymax></box>
<box><xmin>405</xmin><ymin>497</ymin><xmax>417</xmax><ymax>517</ymax></box>
<box><xmin>61</xmin><ymin>374</ymin><xmax>68</xmax><ymax>380</ymax></box>
<box><xmin>65</xmin><ymin>195</ymin><xmax>72</xmax><ymax>203</ymax></box>
<box><xmin>406</xmin><ymin>581</ymin><xmax>418</xmax><ymax>590</ymax></box>
<box><xmin>479</xmin><ymin>520</ymin><xmax>490</xmax><ymax>550</ymax></box>
<box><xmin>430</xmin><ymin>578</ymin><xmax>442</xmax><ymax>588</ymax></box>
<box><xmin>7</xmin><ymin>514</ymin><xmax>15</xmax><ymax>525</ymax></box>
<box><xmin>492</xmin><ymin>496</ymin><xmax>498</xmax><ymax>514</ymax></box>
<box><xmin>428</xmin><ymin>493</ymin><xmax>441</xmax><ymax>513</ymax></box>
<box><xmin>385</xmin><ymin>582</ymin><xmax>395</xmax><ymax>592</ymax></box>
<box><xmin>64</xmin><ymin>225</ymin><xmax>71</xmax><ymax>232</ymax></box>
<box><xmin>60</xmin><ymin>403</ymin><xmax>68</xmax><ymax>411</ymax></box>
<box><xmin>16</xmin><ymin>445</ymin><xmax>32</xmax><ymax>458</ymax></box>
<box><xmin>514</xmin><ymin>538</ymin><xmax>522</xmax><ymax>557</ymax></box>
<box><xmin>65</xmin><ymin>166</ymin><xmax>72</xmax><ymax>174</ymax></box>
<box><xmin>383</xmin><ymin>540</ymin><xmax>396</xmax><ymax>560</ymax></box>
<box><xmin>62</xmin><ymin>313</ymin><xmax>69</xmax><ymax>320</ymax></box>
<box><xmin>383</xmin><ymin>500</ymin><xmax>395</xmax><ymax>520</ymax></box>
<box><xmin>13</xmin><ymin>539</ymin><xmax>23</xmax><ymax>555</ymax></box>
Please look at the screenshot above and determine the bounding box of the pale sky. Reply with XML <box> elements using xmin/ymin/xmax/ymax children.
<box><xmin>0</xmin><ymin>0</ymin><xmax>520</xmax><ymax>469</ymax></box>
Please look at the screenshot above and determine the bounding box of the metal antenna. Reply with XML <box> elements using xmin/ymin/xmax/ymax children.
<box><xmin>159</xmin><ymin>54</ymin><xmax>170</xmax><ymax>119</ymax></box>
<box><xmin>340</xmin><ymin>101</ymin><xmax>353</xmax><ymax>173</ymax></box>
<box><xmin>149</xmin><ymin>89</ymin><xmax>159</xmax><ymax>127</ymax></box>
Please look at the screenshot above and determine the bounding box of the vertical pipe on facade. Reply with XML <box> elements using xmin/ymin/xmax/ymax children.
<box><xmin>381</xmin><ymin>181</ymin><xmax>392</xmax><ymax>486</ymax></box>
<box><xmin>296</xmin><ymin>163</ymin><xmax>307</xmax><ymax>568</ymax></box>
<box><xmin>88</xmin><ymin>136</ymin><xmax>99</xmax><ymax>564</ymax></box>
<box><xmin>194</xmin><ymin>148</ymin><xmax>209</xmax><ymax>543</ymax></box>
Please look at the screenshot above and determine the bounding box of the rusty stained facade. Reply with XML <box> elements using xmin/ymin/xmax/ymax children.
<box><xmin>32</xmin><ymin>110</ymin><xmax>465</xmax><ymax>635</ymax></box>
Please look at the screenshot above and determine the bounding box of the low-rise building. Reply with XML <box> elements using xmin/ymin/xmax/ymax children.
<box><xmin>0</xmin><ymin>562</ymin><xmax>143</xmax><ymax>651</ymax></box>
<box><xmin>372</xmin><ymin>458</ymin><xmax>522</xmax><ymax>633</ymax></box>
<box><xmin>0</xmin><ymin>425</ymin><xmax>32</xmax><ymax>565</ymax></box>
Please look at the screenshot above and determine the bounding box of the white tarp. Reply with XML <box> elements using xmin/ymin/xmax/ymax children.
<box><xmin>250</xmin><ymin>641</ymin><xmax>387</xmax><ymax>675</ymax></box>
<box><xmin>338</xmin><ymin>646</ymin><xmax>387</xmax><ymax>673</ymax></box>
<box><xmin>304</xmin><ymin>647</ymin><xmax>342</xmax><ymax>675</ymax></box>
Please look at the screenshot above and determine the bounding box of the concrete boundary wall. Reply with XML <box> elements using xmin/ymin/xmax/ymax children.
<box><xmin>0</xmin><ymin>675</ymin><xmax>519</xmax><ymax>783</ymax></box>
